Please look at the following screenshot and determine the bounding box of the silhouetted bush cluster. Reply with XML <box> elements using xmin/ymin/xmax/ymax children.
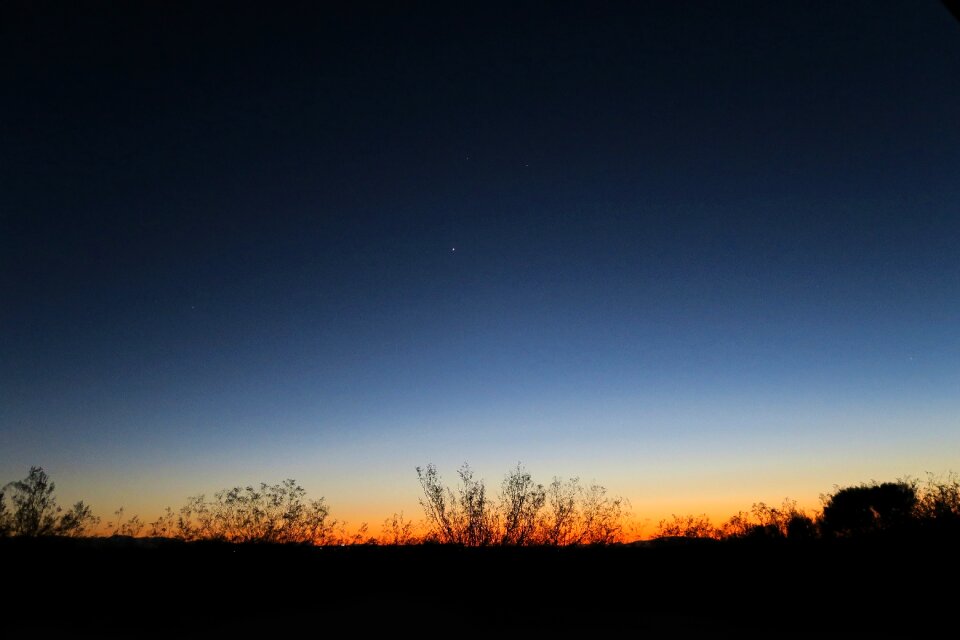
<box><xmin>416</xmin><ymin>463</ymin><xmax>626</xmax><ymax>545</ymax></box>
<box><xmin>653</xmin><ymin>473</ymin><xmax>960</xmax><ymax>541</ymax></box>
<box><xmin>3</xmin><ymin>466</ymin><xmax>960</xmax><ymax>545</ymax></box>
<box><xmin>148</xmin><ymin>479</ymin><xmax>345</xmax><ymax>544</ymax></box>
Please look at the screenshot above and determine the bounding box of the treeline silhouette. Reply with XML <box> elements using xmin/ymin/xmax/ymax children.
<box><xmin>2</xmin><ymin>463</ymin><xmax>959</xmax><ymax>544</ymax></box>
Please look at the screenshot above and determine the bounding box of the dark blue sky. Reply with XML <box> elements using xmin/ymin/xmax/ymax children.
<box><xmin>2</xmin><ymin>1</ymin><xmax>959</xmax><ymax>523</ymax></box>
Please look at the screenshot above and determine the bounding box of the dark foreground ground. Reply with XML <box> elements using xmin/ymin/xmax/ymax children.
<box><xmin>3</xmin><ymin>535</ymin><xmax>957</xmax><ymax>636</ymax></box>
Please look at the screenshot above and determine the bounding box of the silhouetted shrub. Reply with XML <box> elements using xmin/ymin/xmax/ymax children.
<box><xmin>108</xmin><ymin>507</ymin><xmax>144</xmax><ymax>537</ymax></box>
<box><xmin>148</xmin><ymin>507</ymin><xmax>178</xmax><ymax>537</ymax></box>
<box><xmin>500</xmin><ymin>464</ymin><xmax>545</xmax><ymax>545</ymax></box>
<box><xmin>915</xmin><ymin>472</ymin><xmax>960</xmax><ymax>531</ymax></box>
<box><xmin>820</xmin><ymin>481</ymin><xmax>917</xmax><ymax>537</ymax></box>
<box><xmin>718</xmin><ymin>499</ymin><xmax>817</xmax><ymax>541</ymax></box>
<box><xmin>57</xmin><ymin>501</ymin><xmax>100</xmax><ymax>537</ymax></box>
<box><xmin>173</xmin><ymin>479</ymin><xmax>336</xmax><ymax>543</ymax></box>
<box><xmin>566</xmin><ymin>480</ymin><xmax>625</xmax><ymax>545</ymax></box>
<box><xmin>417</xmin><ymin>463</ymin><xmax>626</xmax><ymax>545</ymax></box>
<box><xmin>540</xmin><ymin>476</ymin><xmax>579</xmax><ymax>545</ymax></box>
<box><xmin>417</xmin><ymin>463</ymin><xmax>496</xmax><ymax>545</ymax></box>
<box><xmin>380</xmin><ymin>511</ymin><xmax>417</xmax><ymax>545</ymax></box>
<box><xmin>718</xmin><ymin>510</ymin><xmax>753</xmax><ymax>538</ymax></box>
<box><xmin>785</xmin><ymin>513</ymin><xmax>817</xmax><ymax>540</ymax></box>
<box><xmin>656</xmin><ymin>514</ymin><xmax>718</xmax><ymax>539</ymax></box>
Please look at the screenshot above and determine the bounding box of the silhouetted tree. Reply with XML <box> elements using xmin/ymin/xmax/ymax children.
<box><xmin>5</xmin><ymin>466</ymin><xmax>61</xmax><ymax>536</ymax></box>
<box><xmin>1</xmin><ymin>467</ymin><xmax>98</xmax><ymax>537</ymax></box>
<box><xmin>820</xmin><ymin>481</ymin><xmax>917</xmax><ymax>537</ymax></box>
<box><xmin>0</xmin><ymin>490</ymin><xmax>9</xmax><ymax>537</ymax></box>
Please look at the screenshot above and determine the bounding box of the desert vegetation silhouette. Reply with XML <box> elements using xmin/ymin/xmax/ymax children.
<box><xmin>416</xmin><ymin>463</ymin><xmax>625</xmax><ymax>545</ymax></box>
<box><xmin>2</xmin><ymin>464</ymin><xmax>959</xmax><ymax>545</ymax></box>
<box><xmin>0</xmin><ymin>466</ymin><xmax>99</xmax><ymax>537</ymax></box>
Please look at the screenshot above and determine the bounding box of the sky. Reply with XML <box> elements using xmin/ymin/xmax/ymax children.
<box><xmin>2</xmin><ymin>1</ymin><xmax>959</xmax><ymax>534</ymax></box>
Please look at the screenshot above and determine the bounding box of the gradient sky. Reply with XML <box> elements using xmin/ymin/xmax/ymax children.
<box><xmin>2</xmin><ymin>1</ymin><xmax>959</xmax><ymax>534</ymax></box>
